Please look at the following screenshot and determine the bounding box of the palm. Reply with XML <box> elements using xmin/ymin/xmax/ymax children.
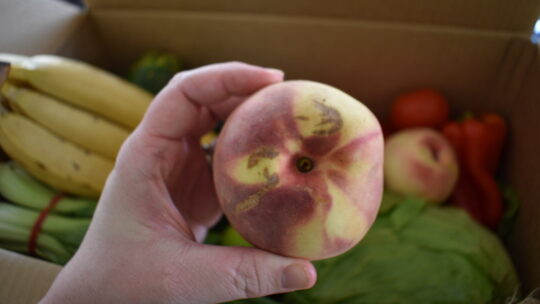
<box><xmin>166</xmin><ymin>135</ymin><xmax>221</xmax><ymax>241</ymax></box>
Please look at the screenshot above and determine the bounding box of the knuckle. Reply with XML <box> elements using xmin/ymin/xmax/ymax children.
<box><xmin>229</xmin><ymin>253</ymin><xmax>265</xmax><ymax>299</ymax></box>
<box><xmin>225</xmin><ymin>60</ymin><xmax>248</xmax><ymax>68</ymax></box>
<box><xmin>171</xmin><ymin>70</ymin><xmax>192</xmax><ymax>84</ymax></box>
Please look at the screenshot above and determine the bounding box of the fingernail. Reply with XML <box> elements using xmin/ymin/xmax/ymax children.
<box><xmin>265</xmin><ymin>68</ymin><xmax>284</xmax><ymax>77</ymax></box>
<box><xmin>281</xmin><ymin>263</ymin><xmax>310</xmax><ymax>289</ymax></box>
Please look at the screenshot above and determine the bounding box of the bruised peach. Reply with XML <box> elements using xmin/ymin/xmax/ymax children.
<box><xmin>213</xmin><ymin>80</ymin><xmax>384</xmax><ymax>261</ymax></box>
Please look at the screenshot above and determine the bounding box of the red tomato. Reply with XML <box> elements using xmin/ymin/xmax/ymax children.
<box><xmin>390</xmin><ymin>88</ymin><xmax>450</xmax><ymax>130</ymax></box>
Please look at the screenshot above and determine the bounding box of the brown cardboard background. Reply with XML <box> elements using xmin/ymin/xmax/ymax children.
<box><xmin>90</xmin><ymin>10</ymin><xmax>527</xmax><ymax>117</ymax></box>
<box><xmin>86</xmin><ymin>0</ymin><xmax>540</xmax><ymax>32</ymax></box>
<box><xmin>0</xmin><ymin>249</ymin><xmax>61</xmax><ymax>304</ymax></box>
<box><xmin>507</xmin><ymin>47</ymin><xmax>540</xmax><ymax>290</ymax></box>
<box><xmin>56</xmin><ymin>13</ymin><xmax>109</xmax><ymax>69</ymax></box>
<box><xmin>0</xmin><ymin>0</ymin><xmax>83</xmax><ymax>55</ymax></box>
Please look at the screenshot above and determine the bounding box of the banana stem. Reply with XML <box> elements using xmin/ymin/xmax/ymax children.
<box><xmin>0</xmin><ymin>202</ymin><xmax>90</xmax><ymax>247</ymax></box>
<box><xmin>0</xmin><ymin>161</ymin><xmax>97</xmax><ymax>217</ymax></box>
<box><xmin>3</xmin><ymin>62</ymin><xmax>27</xmax><ymax>82</ymax></box>
<box><xmin>0</xmin><ymin>54</ymin><xmax>31</xmax><ymax>83</ymax></box>
<box><xmin>0</xmin><ymin>62</ymin><xmax>9</xmax><ymax>87</ymax></box>
<box><xmin>0</xmin><ymin>221</ymin><xmax>72</xmax><ymax>264</ymax></box>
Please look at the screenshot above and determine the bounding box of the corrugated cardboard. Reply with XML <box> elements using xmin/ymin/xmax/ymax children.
<box><xmin>0</xmin><ymin>249</ymin><xmax>61</xmax><ymax>304</ymax></box>
<box><xmin>0</xmin><ymin>0</ymin><xmax>82</xmax><ymax>55</ymax></box>
<box><xmin>91</xmin><ymin>9</ymin><xmax>521</xmax><ymax>116</ymax></box>
<box><xmin>0</xmin><ymin>0</ymin><xmax>539</xmax><ymax>302</ymax></box>
<box><xmin>506</xmin><ymin>52</ymin><xmax>540</xmax><ymax>289</ymax></box>
<box><xmin>86</xmin><ymin>0</ymin><xmax>540</xmax><ymax>32</ymax></box>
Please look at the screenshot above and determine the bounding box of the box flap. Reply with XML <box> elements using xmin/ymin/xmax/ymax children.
<box><xmin>0</xmin><ymin>249</ymin><xmax>61</xmax><ymax>304</ymax></box>
<box><xmin>0</xmin><ymin>0</ymin><xmax>84</xmax><ymax>55</ymax></box>
<box><xmin>91</xmin><ymin>10</ymin><xmax>520</xmax><ymax>116</ymax></box>
<box><xmin>86</xmin><ymin>0</ymin><xmax>540</xmax><ymax>33</ymax></box>
<box><xmin>507</xmin><ymin>44</ymin><xmax>540</xmax><ymax>292</ymax></box>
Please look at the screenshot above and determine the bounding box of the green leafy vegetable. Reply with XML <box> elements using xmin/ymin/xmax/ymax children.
<box><xmin>281</xmin><ymin>194</ymin><xmax>519</xmax><ymax>304</ymax></box>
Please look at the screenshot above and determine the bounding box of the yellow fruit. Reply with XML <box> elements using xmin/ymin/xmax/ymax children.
<box><xmin>1</xmin><ymin>82</ymin><xmax>130</xmax><ymax>160</ymax></box>
<box><xmin>0</xmin><ymin>112</ymin><xmax>113</xmax><ymax>197</ymax></box>
<box><xmin>200</xmin><ymin>131</ymin><xmax>218</xmax><ymax>148</ymax></box>
<box><xmin>5</xmin><ymin>54</ymin><xmax>153</xmax><ymax>129</ymax></box>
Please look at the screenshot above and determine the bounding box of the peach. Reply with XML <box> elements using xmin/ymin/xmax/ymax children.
<box><xmin>384</xmin><ymin>128</ymin><xmax>458</xmax><ymax>204</ymax></box>
<box><xmin>213</xmin><ymin>80</ymin><xmax>384</xmax><ymax>260</ymax></box>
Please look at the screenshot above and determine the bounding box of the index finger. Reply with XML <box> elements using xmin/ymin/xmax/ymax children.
<box><xmin>139</xmin><ymin>62</ymin><xmax>284</xmax><ymax>141</ymax></box>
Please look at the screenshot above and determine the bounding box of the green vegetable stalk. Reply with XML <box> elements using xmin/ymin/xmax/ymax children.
<box><xmin>0</xmin><ymin>203</ymin><xmax>90</xmax><ymax>247</ymax></box>
<box><xmin>0</xmin><ymin>221</ymin><xmax>73</xmax><ymax>264</ymax></box>
<box><xmin>0</xmin><ymin>201</ymin><xmax>90</xmax><ymax>264</ymax></box>
<box><xmin>0</xmin><ymin>161</ymin><xmax>97</xmax><ymax>216</ymax></box>
<box><xmin>0</xmin><ymin>161</ymin><xmax>95</xmax><ymax>265</ymax></box>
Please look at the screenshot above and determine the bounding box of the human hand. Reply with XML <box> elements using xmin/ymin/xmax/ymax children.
<box><xmin>40</xmin><ymin>62</ymin><xmax>317</xmax><ymax>304</ymax></box>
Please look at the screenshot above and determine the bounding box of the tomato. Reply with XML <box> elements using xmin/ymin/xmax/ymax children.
<box><xmin>390</xmin><ymin>88</ymin><xmax>450</xmax><ymax>130</ymax></box>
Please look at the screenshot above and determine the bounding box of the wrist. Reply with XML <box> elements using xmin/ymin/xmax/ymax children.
<box><xmin>39</xmin><ymin>262</ymin><xmax>98</xmax><ymax>304</ymax></box>
<box><xmin>39</xmin><ymin>251</ymin><xmax>124</xmax><ymax>304</ymax></box>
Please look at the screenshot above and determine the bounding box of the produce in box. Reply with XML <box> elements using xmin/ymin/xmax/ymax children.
<box><xmin>1</xmin><ymin>81</ymin><xmax>131</xmax><ymax>160</ymax></box>
<box><xmin>3</xmin><ymin>54</ymin><xmax>153</xmax><ymax>129</ymax></box>
<box><xmin>0</xmin><ymin>53</ymin><xmax>525</xmax><ymax>302</ymax></box>
<box><xmin>0</xmin><ymin>162</ymin><xmax>96</xmax><ymax>217</ymax></box>
<box><xmin>0</xmin><ymin>161</ymin><xmax>95</xmax><ymax>264</ymax></box>
<box><xmin>442</xmin><ymin>113</ymin><xmax>507</xmax><ymax>229</ymax></box>
<box><xmin>0</xmin><ymin>54</ymin><xmax>154</xmax><ymax>197</ymax></box>
<box><xmin>0</xmin><ymin>111</ymin><xmax>113</xmax><ymax>197</ymax></box>
<box><xmin>389</xmin><ymin>88</ymin><xmax>450</xmax><ymax>130</ymax></box>
<box><xmin>127</xmin><ymin>51</ymin><xmax>183</xmax><ymax>94</ymax></box>
<box><xmin>384</xmin><ymin>128</ymin><xmax>459</xmax><ymax>204</ymax></box>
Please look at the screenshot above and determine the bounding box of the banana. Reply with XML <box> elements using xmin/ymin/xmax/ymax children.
<box><xmin>1</xmin><ymin>82</ymin><xmax>130</xmax><ymax>160</ymax></box>
<box><xmin>0</xmin><ymin>112</ymin><xmax>113</xmax><ymax>198</ymax></box>
<box><xmin>0</xmin><ymin>161</ymin><xmax>97</xmax><ymax>216</ymax></box>
<box><xmin>3</xmin><ymin>54</ymin><xmax>153</xmax><ymax>129</ymax></box>
<box><xmin>0</xmin><ymin>53</ymin><xmax>28</xmax><ymax>71</ymax></box>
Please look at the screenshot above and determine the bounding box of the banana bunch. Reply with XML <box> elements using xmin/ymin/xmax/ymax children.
<box><xmin>0</xmin><ymin>54</ymin><xmax>154</xmax><ymax>198</ymax></box>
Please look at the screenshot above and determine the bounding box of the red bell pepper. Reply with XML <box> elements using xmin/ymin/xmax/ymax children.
<box><xmin>442</xmin><ymin>113</ymin><xmax>506</xmax><ymax>230</ymax></box>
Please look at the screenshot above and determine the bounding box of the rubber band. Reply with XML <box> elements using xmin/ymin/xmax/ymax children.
<box><xmin>28</xmin><ymin>194</ymin><xmax>64</xmax><ymax>257</ymax></box>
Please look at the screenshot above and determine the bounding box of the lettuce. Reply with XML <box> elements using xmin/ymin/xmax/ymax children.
<box><xmin>281</xmin><ymin>194</ymin><xmax>519</xmax><ymax>304</ymax></box>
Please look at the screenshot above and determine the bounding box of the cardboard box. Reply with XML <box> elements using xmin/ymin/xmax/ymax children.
<box><xmin>0</xmin><ymin>0</ymin><xmax>539</xmax><ymax>302</ymax></box>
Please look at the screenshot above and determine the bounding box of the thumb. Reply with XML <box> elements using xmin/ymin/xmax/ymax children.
<box><xmin>182</xmin><ymin>244</ymin><xmax>317</xmax><ymax>303</ymax></box>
